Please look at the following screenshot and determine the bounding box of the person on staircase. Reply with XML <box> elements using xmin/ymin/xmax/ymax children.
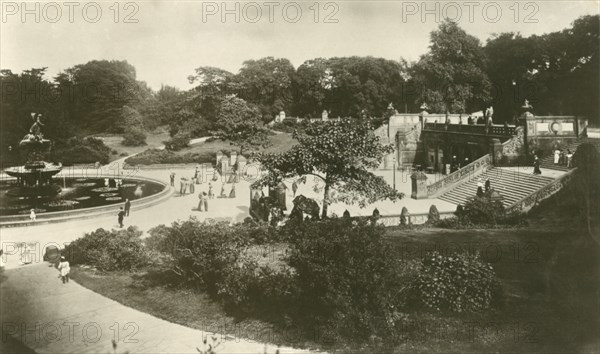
<box><xmin>554</xmin><ymin>149</ymin><xmax>560</xmax><ymax>164</ymax></box>
<box><xmin>566</xmin><ymin>150</ymin><xmax>573</xmax><ymax>168</ymax></box>
<box><xmin>533</xmin><ymin>155</ymin><xmax>542</xmax><ymax>175</ymax></box>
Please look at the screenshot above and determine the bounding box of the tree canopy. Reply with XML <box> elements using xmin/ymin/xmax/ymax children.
<box><xmin>254</xmin><ymin>119</ymin><xmax>403</xmax><ymax>218</ymax></box>
<box><xmin>212</xmin><ymin>96</ymin><xmax>271</xmax><ymax>155</ymax></box>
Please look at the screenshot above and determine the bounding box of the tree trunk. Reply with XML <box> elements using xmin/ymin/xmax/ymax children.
<box><xmin>321</xmin><ymin>183</ymin><xmax>330</xmax><ymax>219</ymax></box>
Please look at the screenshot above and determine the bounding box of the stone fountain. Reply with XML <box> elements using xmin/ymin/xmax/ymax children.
<box><xmin>4</xmin><ymin>113</ymin><xmax>62</xmax><ymax>197</ymax></box>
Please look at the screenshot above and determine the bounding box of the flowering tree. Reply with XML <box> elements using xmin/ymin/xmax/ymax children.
<box><xmin>254</xmin><ymin>119</ymin><xmax>403</xmax><ymax>218</ymax></box>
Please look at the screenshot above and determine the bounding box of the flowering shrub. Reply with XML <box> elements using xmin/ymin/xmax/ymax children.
<box><xmin>283</xmin><ymin>218</ymin><xmax>416</xmax><ymax>341</ymax></box>
<box><xmin>63</xmin><ymin>227</ymin><xmax>149</xmax><ymax>271</ymax></box>
<box><xmin>411</xmin><ymin>251</ymin><xmax>497</xmax><ymax>313</ymax></box>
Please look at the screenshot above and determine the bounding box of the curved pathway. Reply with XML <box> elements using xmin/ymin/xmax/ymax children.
<box><xmin>0</xmin><ymin>263</ymin><xmax>311</xmax><ymax>354</ymax></box>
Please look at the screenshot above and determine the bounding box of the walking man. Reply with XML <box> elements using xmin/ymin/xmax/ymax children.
<box><xmin>170</xmin><ymin>173</ymin><xmax>175</xmax><ymax>187</ymax></box>
<box><xmin>118</xmin><ymin>207</ymin><xmax>125</xmax><ymax>228</ymax></box>
<box><xmin>57</xmin><ymin>256</ymin><xmax>70</xmax><ymax>284</ymax></box>
<box><xmin>533</xmin><ymin>155</ymin><xmax>542</xmax><ymax>175</ymax></box>
<box><xmin>124</xmin><ymin>198</ymin><xmax>131</xmax><ymax>216</ymax></box>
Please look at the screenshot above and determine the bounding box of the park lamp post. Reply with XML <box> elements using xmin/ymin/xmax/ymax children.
<box><xmin>392</xmin><ymin>154</ymin><xmax>397</xmax><ymax>191</ymax></box>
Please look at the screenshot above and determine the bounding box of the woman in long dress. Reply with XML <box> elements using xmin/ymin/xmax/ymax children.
<box><xmin>554</xmin><ymin>149</ymin><xmax>560</xmax><ymax>164</ymax></box>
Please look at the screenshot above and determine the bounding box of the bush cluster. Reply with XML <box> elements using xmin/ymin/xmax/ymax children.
<box><xmin>125</xmin><ymin>149</ymin><xmax>213</xmax><ymax>165</ymax></box>
<box><xmin>52</xmin><ymin>137</ymin><xmax>111</xmax><ymax>165</ymax></box>
<box><xmin>282</xmin><ymin>218</ymin><xmax>417</xmax><ymax>341</ymax></box>
<box><xmin>410</xmin><ymin>251</ymin><xmax>497</xmax><ymax>313</ymax></box>
<box><xmin>163</xmin><ymin>131</ymin><xmax>191</xmax><ymax>151</ymax></box>
<box><xmin>63</xmin><ymin>227</ymin><xmax>149</xmax><ymax>271</ymax></box>
<box><xmin>77</xmin><ymin>217</ymin><xmax>500</xmax><ymax>346</ymax></box>
<box><xmin>122</xmin><ymin>128</ymin><xmax>147</xmax><ymax>146</ymax></box>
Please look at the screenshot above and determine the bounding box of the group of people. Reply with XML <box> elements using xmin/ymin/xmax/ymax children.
<box><xmin>554</xmin><ymin>149</ymin><xmax>574</xmax><ymax>168</ymax></box>
<box><xmin>169</xmin><ymin>169</ymin><xmax>239</xmax><ymax>214</ymax></box>
<box><xmin>476</xmin><ymin>177</ymin><xmax>492</xmax><ymax>197</ymax></box>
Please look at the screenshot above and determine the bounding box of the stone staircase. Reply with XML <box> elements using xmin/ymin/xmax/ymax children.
<box><xmin>539</xmin><ymin>138</ymin><xmax>600</xmax><ymax>171</ymax></box>
<box><xmin>438</xmin><ymin>168</ymin><xmax>554</xmax><ymax>207</ymax></box>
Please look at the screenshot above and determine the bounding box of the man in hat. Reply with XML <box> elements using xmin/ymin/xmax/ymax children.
<box><xmin>117</xmin><ymin>207</ymin><xmax>125</xmax><ymax>228</ymax></box>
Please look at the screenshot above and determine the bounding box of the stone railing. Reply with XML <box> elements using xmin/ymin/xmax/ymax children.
<box><xmin>424</xmin><ymin>123</ymin><xmax>515</xmax><ymax>136</ymax></box>
<box><xmin>506</xmin><ymin>168</ymin><xmax>576</xmax><ymax>213</ymax></box>
<box><xmin>426</xmin><ymin>154</ymin><xmax>493</xmax><ymax>197</ymax></box>
<box><xmin>377</xmin><ymin>211</ymin><xmax>455</xmax><ymax>226</ymax></box>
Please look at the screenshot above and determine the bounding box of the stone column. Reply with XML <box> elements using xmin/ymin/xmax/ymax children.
<box><xmin>237</xmin><ymin>156</ymin><xmax>247</xmax><ymax>176</ymax></box>
<box><xmin>216</xmin><ymin>151</ymin><xmax>223</xmax><ymax>166</ymax></box>
<box><xmin>490</xmin><ymin>138</ymin><xmax>503</xmax><ymax>164</ymax></box>
<box><xmin>411</xmin><ymin>171</ymin><xmax>428</xmax><ymax>199</ymax></box>
<box><xmin>230</xmin><ymin>151</ymin><xmax>238</xmax><ymax>167</ymax></box>
<box><xmin>220</xmin><ymin>157</ymin><xmax>229</xmax><ymax>174</ymax></box>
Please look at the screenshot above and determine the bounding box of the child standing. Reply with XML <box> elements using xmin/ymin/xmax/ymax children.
<box><xmin>57</xmin><ymin>256</ymin><xmax>70</xmax><ymax>284</ymax></box>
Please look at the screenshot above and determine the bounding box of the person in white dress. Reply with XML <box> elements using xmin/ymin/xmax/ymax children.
<box><xmin>57</xmin><ymin>256</ymin><xmax>70</xmax><ymax>284</ymax></box>
<box><xmin>29</xmin><ymin>209</ymin><xmax>36</xmax><ymax>221</ymax></box>
<box><xmin>554</xmin><ymin>149</ymin><xmax>560</xmax><ymax>164</ymax></box>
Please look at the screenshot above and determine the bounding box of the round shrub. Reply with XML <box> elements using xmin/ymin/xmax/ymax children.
<box><xmin>462</xmin><ymin>196</ymin><xmax>505</xmax><ymax>225</ymax></box>
<box><xmin>62</xmin><ymin>227</ymin><xmax>149</xmax><ymax>271</ymax></box>
<box><xmin>427</xmin><ymin>204</ymin><xmax>440</xmax><ymax>223</ymax></box>
<box><xmin>164</xmin><ymin>131</ymin><xmax>190</xmax><ymax>151</ymax></box>
<box><xmin>411</xmin><ymin>251</ymin><xmax>497</xmax><ymax>313</ymax></box>
<box><xmin>53</xmin><ymin>137</ymin><xmax>111</xmax><ymax>165</ymax></box>
<box><xmin>122</xmin><ymin>128</ymin><xmax>147</xmax><ymax>146</ymax></box>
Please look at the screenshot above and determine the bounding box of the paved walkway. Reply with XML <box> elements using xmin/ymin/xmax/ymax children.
<box><xmin>0</xmin><ymin>151</ymin><xmax>464</xmax><ymax>353</ymax></box>
<box><xmin>0</xmin><ymin>263</ymin><xmax>313</xmax><ymax>354</ymax></box>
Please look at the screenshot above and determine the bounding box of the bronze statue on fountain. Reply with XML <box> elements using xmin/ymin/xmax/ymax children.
<box><xmin>4</xmin><ymin>113</ymin><xmax>63</xmax><ymax>197</ymax></box>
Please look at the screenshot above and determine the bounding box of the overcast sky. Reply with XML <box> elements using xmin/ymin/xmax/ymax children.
<box><xmin>1</xmin><ymin>1</ymin><xmax>598</xmax><ymax>90</ymax></box>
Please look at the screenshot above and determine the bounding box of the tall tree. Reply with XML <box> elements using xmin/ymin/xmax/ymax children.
<box><xmin>54</xmin><ymin>60</ymin><xmax>146</xmax><ymax>133</ymax></box>
<box><xmin>234</xmin><ymin>57</ymin><xmax>295</xmax><ymax>122</ymax></box>
<box><xmin>212</xmin><ymin>96</ymin><xmax>271</xmax><ymax>155</ymax></box>
<box><xmin>411</xmin><ymin>20</ymin><xmax>491</xmax><ymax>114</ymax></box>
<box><xmin>255</xmin><ymin>119</ymin><xmax>403</xmax><ymax>218</ymax></box>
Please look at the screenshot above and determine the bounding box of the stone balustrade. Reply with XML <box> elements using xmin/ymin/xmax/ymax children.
<box><xmin>506</xmin><ymin>168</ymin><xmax>576</xmax><ymax>213</ymax></box>
<box><xmin>424</xmin><ymin>122</ymin><xmax>516</xmax><ymax>136</ymax></box>
<box><xmin>426</xmin><ymin>154</ymin><xmax>493</xmax><ymax>197</ymax></box>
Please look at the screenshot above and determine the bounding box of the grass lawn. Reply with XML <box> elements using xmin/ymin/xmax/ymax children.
<box><xmin>70</xmin><ymin>265</ymin><xmax>322</xmax><ymax>352</ymax></box>
<box><xmin>92</xmin><ymin>128</ymin><xmax>170</xmax><ymax>162</ymax></box>
<box><xmin>384</xmin><ymin>226</ymin><xmax>600</xmax><ymax>353</ymax></box>
<box><xmin>70</xmin><ymin>223</ymin><xmax>600</xmax><ymax>353</ymax></box>
<box><xmin>125</xmin><ymin>131</ymin><xmax>297</xmax><ymax>165</ymax></box>
<box><xmin>175</xmin><ymin>131</ymin><xmax>296</xmax><ymax>157</ymax></box>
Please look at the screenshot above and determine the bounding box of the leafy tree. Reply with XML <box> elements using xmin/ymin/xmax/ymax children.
<box><xmin>212</xmin><ymin>96</ymin><xmax>271</xmax><ymax>155</ymax></box>
<box><xmin>122</xmin><ymin>128</ymin><xmax>147</xmax><ymax>146</ymax></box>
<box><xmin>233</xmin><ymin>57</ymin><xmax>295</xmax><ymax>122</ymax></box>
<box><xmin>54</xmin><ymin>60</ymin><xmax>148</xmax><ymax>133</ymax></box>
<box><xmin>0</xmin><ymin>68</ymin><xmax>71</xmax><ymax>163</ymax></box>
<box><xmin>292</xmin><ymin>57</ymin><xmax>411</xmax><ymax>119</ymax></box>
<box><xmin>411</xmin><ymin>20</ymin><xmax>491</xmax><ymax>114</ymax></box>
<box><xmin>255</xmin><ymin>119</ymin><xmax>403</xmax><ymax>218</ymax></box>
<box><xmin>188</xmin><ymin>66</ymin><xmax>235</xmax><ymax>122</ymax></box>
<box><xmin>484</xmin><ymin>15</ymin><xmax>599</xmax><ymax>124</ymax></box>
<box><xmin>572</xmin><ymin>143</ymin><xmax>600</xmax><ymax>243</ymax></box>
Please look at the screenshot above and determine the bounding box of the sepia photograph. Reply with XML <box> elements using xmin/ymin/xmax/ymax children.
<box><xmin>1</xmin><ymin>1</ymin><xmax>599</xmax><ymax>353</ymax></box>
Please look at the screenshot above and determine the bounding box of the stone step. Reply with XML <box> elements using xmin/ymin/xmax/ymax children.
<box><xmin>438</xmin><ymin>167</ymin><xmax>555</xmax><ymax>207</ymax></box>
